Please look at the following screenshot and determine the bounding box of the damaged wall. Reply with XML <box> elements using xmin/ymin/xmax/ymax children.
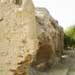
<box><xmin>0</xmin><ymin>0</ymin><xmax>38</xmax><ymax>75</ymax></box>
<box><xmin>0</xmin><ymin>0</ymin><xmax>64</xmax><ymax>75</ymax></box>
<box><xmin>31</xmin><ymin>8</ymin><xmax>64</xmax><ymax>71</ymax></box>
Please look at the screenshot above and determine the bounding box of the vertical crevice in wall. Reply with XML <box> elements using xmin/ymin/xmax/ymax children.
<box><xmin>13</xmin><ymin>0</ymin><xmax>22</xmax><ymax>6</ymax></box>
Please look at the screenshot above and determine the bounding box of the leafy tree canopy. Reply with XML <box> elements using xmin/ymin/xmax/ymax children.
<box><xmin>64</xmin><ymin>25</ymin><xmax>75</xmax><ymax>48</ymax></box>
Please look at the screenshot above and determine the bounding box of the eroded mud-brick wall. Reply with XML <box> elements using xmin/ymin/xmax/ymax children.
<box><xmin>0</xmin><ymin>0</ymin><xmax>38</xmax><ymax>75</ymax></box>
<box><xmin>31</xmin><ymin>8</ymin><xmax>64</xmax><ymax>71</ymax></box>
<box><xmin>0</xmin><ymin>0</ymin><xmax>64</xmax><ymax>74</ymax></box>
<box><xmin>31</xmin><ymin>8</ymin><xmax>58</xmax><ymax>70</ymax></box>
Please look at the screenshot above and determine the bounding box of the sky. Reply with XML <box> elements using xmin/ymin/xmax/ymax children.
<box><xmin>32</xmin><ymin>0</ymin><xmax>75</xmax><ymax>30</ymax></box>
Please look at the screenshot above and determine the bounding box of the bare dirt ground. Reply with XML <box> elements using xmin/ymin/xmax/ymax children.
<box><xmin>29</xmin><ymin>50</ymin><xmax>75</xmax><ymax>75</ymax></box>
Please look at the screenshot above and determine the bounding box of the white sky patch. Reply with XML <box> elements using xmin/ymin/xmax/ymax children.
<box><xmin>32</xmin><ymin>0</ymin><xmax>75</xmax><ymax>29</ymax></box>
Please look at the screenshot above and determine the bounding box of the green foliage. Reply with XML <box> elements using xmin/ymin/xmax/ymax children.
<box><xmin>64</xmin><ymin>25</ymin><xmax>75</xmax><ymax>48</ymax></box>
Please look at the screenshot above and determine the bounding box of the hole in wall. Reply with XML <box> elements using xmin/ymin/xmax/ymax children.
<box><xmin>13</xmin><ymin>0</ymin><xmax>22</xmax><ymax>6</ymax></box>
